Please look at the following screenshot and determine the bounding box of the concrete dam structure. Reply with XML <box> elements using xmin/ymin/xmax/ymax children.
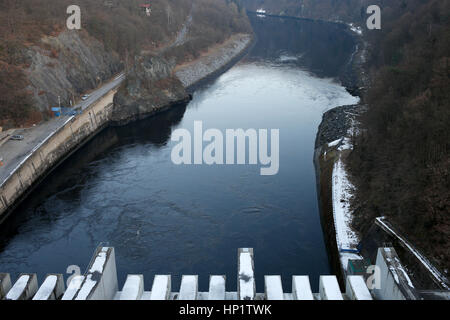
<box><xmin>1</xmin><ymin>245</ymin><xmax>439</xmax><ymax>300</ymax></box>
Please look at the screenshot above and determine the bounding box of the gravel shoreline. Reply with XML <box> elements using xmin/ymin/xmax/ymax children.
<box><xmin>175</xmin><ymin>34</ymin><xmax>253</xmax><ymax>89</ymax></box>
<box><xmin>313</xmin><ymin>27</ymin><xmax>367</xmax><ymax>285</ymax></box>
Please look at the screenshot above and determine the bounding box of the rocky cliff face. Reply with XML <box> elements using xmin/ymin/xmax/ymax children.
<box><xmin>112</xmin><ymin>55</ymin><xmax>190</xmax><ymax>125</ymax></box>
<box><xmin>25</xmin><ymin>30</ymin><xmax>122</xmax><ymax>112</ymax></box>
<box><xmin>175</xmin><ymin>34</ymin><xmax>252</xmax><ymax>89</ymax></box>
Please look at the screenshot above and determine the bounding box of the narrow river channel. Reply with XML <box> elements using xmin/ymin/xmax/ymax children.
<box><xmin>0</xmin><ymin>15</ymin><xmax>359</xmax><ymax>292</ymax></box>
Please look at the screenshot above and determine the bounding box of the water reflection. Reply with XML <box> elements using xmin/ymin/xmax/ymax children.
<box><xmin>249</xmin><ymin>14</ymin><xmax>355</xmax><ymax>77</ymax></box>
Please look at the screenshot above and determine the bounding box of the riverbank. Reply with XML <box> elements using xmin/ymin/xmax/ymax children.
<box><xmin>315</xmin><ymin>102</ymin><xmax>450</xmax><ymax>292</ymax></box>
<box><xmin>313</xmin><ymin>22</ymin><xmax>368</xmax><ymax>286</ymax></box>
<box><xmin>313</xmin><ymin>27</ymin><xmax>449</xmax><ymax>293</ymax></box>
<box><xmin>314</xmin><ymin>104</ymin><xmax>365</xmax><ymax>284</ymax></box>
<box><xmin>175</xmin><ymin>33</ymin><xmax>254</xmax><ymax>92</ymax></box>
<box><xmin>0</xmin><ymin>33</ymin><xmax>253</xmax><ymax>225</ymax></box>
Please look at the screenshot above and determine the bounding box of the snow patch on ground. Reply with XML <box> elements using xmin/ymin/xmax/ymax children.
<box><xmin>337</xmin><ymin>137</ymin><xmax>352</xmax><ymax>151</ymax></box>
<box><xmin>332</xmin><ymin>152</ymin><xmax>362</xmax><ymax>270</ymax></box>
<box><xmin>328</xmin><ymin>138</ymin><xmax>342</xmax><ymax>148</ymax></box>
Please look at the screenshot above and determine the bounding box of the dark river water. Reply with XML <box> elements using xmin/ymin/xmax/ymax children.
<box><xmin>0</xmin><ymin>16</ymin><xmax>358</xmax><ymax>292</ymax></box>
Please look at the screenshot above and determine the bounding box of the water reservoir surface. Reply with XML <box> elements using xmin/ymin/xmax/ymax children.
<box><xmin>0</xmin><ymin>16</ymin><xmax>358</xmax><ymax>292</ymax></box>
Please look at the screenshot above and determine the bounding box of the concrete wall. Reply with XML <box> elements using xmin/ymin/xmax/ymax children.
<box><xmin>74</xmin><ymin>247</ymin><xmax>118</xmax><ymax>300</ymax></box>
<box><xmin>0</xmin><ymin>89</ymin><xmax>116</xmax><ymax>223</ymax></box>
<box><xmin>373</xmin><ymin>247</ymin><xmax>418</xmax><ymax>300</ymax></box>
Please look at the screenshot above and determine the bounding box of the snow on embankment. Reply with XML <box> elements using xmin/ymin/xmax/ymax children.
<box><xmin>175</xmin><ymin>34</ymin><xmax>252</xmax><ymax>88</ymax></box>
<box><xmin>315</xmin><ymin>104</ymin><xmax>364</xmax><ymax>276</ymax></box>
<box><xmin>331</xmin><ymin>138</ymin><xmax>362</xmax><ymax>272</ymax></box>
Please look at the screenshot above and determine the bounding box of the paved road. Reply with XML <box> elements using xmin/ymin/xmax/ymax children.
<box><xmin>75</xmin><ymin>73</ymin><xmax>125</xmax><ymax>111</ymax></box>
<box><xmin>0</xmin><ymin>73</ymin><xmax>125</xmax><ymax>187</ymax></box>
<box><xmin>0</xmin><ymin>3</ymin><xmax>192</xmax><ymax>187</ymax></box>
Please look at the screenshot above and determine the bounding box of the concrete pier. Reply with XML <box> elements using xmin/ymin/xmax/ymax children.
<box><xmin>345</xmin><ymin>276</ymin><xmax>372</xmax><ymax>300</ymax></box>
<box><xmin>238</xmin><ymin>248</ymin><xmax>256</xmax><ymax>300</ymax></box>
<box><xmin>32</xmin><ymin>274</ymin><xmax>65</xmax><ymax>300</ymax></box>
<box><xmin>2</xmin><ymin>245</ymin><xmax>447</xmax><ymax>300</ymax></box>
<box><xmin>179</xmin><ymin>275</ymin><xmax>198</xmax><ymax>300</ymax></box>
<box><xmin>209</xmin><ymin>276</ymin><xmax>226</xmax><ymax>300</ymax></box>
<box><xmin>319</xmin><ymin>276</ymin><xmax>344</xmax><ymax>300</ymax></box>
<box><xmin>61</xmin><ymin>275</ymin><xmax>85</xmax><ymax>300</ymax></box>
<box><xmin>265</xmin><ymin>276</ymin><xmax>284</xmax><ymax>300</ymax></box>
<box><xmin>5</xmin><ymin>273</ymin><xmax>38</xmax><ymax>300</ymax></box>
<box><xmin>120</xmin><ymin>275</ymin><xmax>144</xmax><ymax>300</ymax></box>
<box><xmin>0</xmin><ymin>273</ymin><xmax>12</xmax><ymax>299</ymax></box>
<box><xmin>292</xmin><ymin>276</ymin><xmax>314</xmax><ymax>300</ymax></box>
<box><xmin>74</xmin><ymin>247</ymin><xmax>118</xmax><ymax>300</ymax></box>
<box><xmin>149</xmin><ymin>275</ymin><xmax>171</xmax><ymax>300</ymax></box>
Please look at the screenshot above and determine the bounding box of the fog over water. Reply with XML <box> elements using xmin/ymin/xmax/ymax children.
<box><xmin>0</xmin><ymin>15</ymin><xmax>358</xmax><ymax>292</ymax></box>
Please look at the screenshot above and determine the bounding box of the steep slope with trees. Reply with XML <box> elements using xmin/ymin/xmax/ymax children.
<box><xmin>347</xmin><ymin>0</ymin><xmax>450</xmax><ymax>272</ymax></box>
<box><xmin>0</xmin><ymin>0</ymin><xmax>250</xmax><ymax>128</ymax></box>
<box><xmin>242</xmin><ymin>0</ymin><xmax>449</xmax><ymax>275</ymax></box>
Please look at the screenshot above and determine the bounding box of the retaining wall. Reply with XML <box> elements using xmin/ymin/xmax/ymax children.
<box><xmin>0</xmin><ymin>90</ymin><xmax>116</xmax><ymax>224</ymax></box>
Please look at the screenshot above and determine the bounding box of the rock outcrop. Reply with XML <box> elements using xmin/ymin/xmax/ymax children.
<box><xmin>112</xmin><ymin>55</ymin><xmax>190</xmax><ymax>125</ymax></box>
<box><xmin>175</xmin><ymin>34</ymin><xmax>252</xmax><ymax>89</ymax></box>
<box><xmin>25</xmin><ymin>30</ymin><xmax>123</xmax><ymax>112</ymax></box>
<box><xmin>315</xmin><ymin>104</ymin><xmax>364</xmax><ymax>149</ymax></box>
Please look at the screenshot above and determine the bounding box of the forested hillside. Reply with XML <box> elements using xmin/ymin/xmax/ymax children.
<box><xmin>241</xmin><ymin>0</ymin><xmax>450</xmax><ymax>272</ymax></box>
<box><xmin>347</xmin><ymin>0</ymin><xmax>450</xmax><ymax>272</ymax></box>
<box><xmin>0</xmin><ymin>0</ymin><xmax>250</xmax><ymax>128</ymax></box>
